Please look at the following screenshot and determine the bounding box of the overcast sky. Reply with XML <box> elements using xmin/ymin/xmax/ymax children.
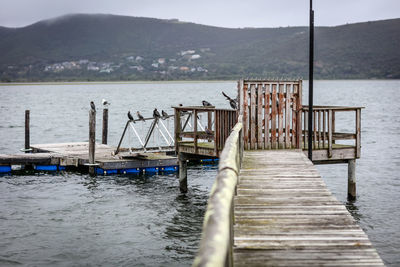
<box><xmin>1</xmin><ymin>0</ymin><xmax>399</xmax><ymax>28</ymax></box>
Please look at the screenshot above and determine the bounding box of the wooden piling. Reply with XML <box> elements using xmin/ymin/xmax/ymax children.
<box><xmin>89</xmin><ymin>109</ymin><xmax>96</xmax><ymax>176</ymax></box>
<box><xmin>25</xmin><ymin>110</ymin><xmax>30</xmax><ymax>153</ymax></box>
<box><xmin>102</xmin><ymin>108</ymin><xmax>108</xmax><ymax>144</ymax></box>
<box><xmin>178</xmin><ymin>153</ymin><xmax>188</xmax><ymax>193</ymax></box>
<box><xmin>348</xmin><ymin>159</ymin><xmax>356</xmax><ymax>199</ymax></box>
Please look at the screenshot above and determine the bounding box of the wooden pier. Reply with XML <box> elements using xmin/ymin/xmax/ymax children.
<box><xmin>234</xmin><ymin>150</ymin><xmax>383</xmax><ymax>266</ymax></box>
<box><xmin>193</xmin><ymin>116</ymin><xmax>384</xmax><ymax>267</ymax></box>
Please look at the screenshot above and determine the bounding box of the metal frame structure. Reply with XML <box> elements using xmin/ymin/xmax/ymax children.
<box><xmin>115</xmin><ymin>115</ymin><xmax>175</xmax><ymax>154</ymax></box>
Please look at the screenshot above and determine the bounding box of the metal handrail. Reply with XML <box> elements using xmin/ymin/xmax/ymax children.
<box><xmin>193</xmin><ymin>115</ymin><xmax>243</xmax><ymax>267</ymax></box>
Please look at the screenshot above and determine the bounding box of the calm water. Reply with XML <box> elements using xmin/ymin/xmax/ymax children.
<box><xmin>0</xmin><ymin>80</ymin><xmax>399</xmax><ymax>266</ymax></box>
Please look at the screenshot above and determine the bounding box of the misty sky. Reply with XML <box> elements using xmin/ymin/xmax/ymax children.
<box><xmin>1</xmin><ymin>0</ymin><xmax>399</xmax><ymax>28</ymax></box>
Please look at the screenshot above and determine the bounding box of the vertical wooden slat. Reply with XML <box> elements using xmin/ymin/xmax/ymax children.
<box><xmin>328</xmin><ymin>109</ymin><xmax>333</xmax><ymax>158</ymax></box>
<box><xmin>278</xmin><ymin>84</ymin><xmax>284</xmax><ymax>148</ymax></box>
<box><xmin>322</xmin><ymin>110</ymin><xmax>326</xmax><ymax>148</ymax></box>
<box><xmin>318</xmin><ymin>110</ymin><xmax>322</xmax><ymax>148</ymax></box>
<box><xmin>257</xmin><ymin>84</ymin><xmax>263</xmax><ymax>149</ymax></box>
<box><xmin>356</xmin><ymin>108</ymin><xmax>361</xmax><ymax>158</ymax></box>
<box><xmin>194</xmin><ymin>110</ymin><xmax>198</xmax><ymax>154</ymax></box>
<box><xmin>25</xmin><ymin>110</ymin><xmax>30</xmax><ymax>152</ymax></box>
<box><xmin>332</xmin><ymin>111</ymin><xmax>336</xmax><ymax>144</ymax></box>
<box><xmin>271</xmin><ymin>84</ymin><xmax>277</xmax><ymax>149</ymax></box>
<box><xmin>174</xmin><ymin>108</ymin><xmax>181</xmax><ymax>153</ymax></box>
<box><xmin>313</xmin><ymin>110</ymin><xmax>317</xmax><ymax>149</ymax></box>
<box><xmin>304</xmin><ymin>110</ymin><xmax>308</xmax><ymax>150</ymax></box>
<box><xmin>250</xmin><ymin>84</ymin><xmax>256</xmax><ymax>149</ymax></box>
<box><xmin>214</xmin><ymin>110</ymin><xmax>218</xmax><ymax>156</ymax></box>
<box><xmin>243</xmin><ymin>83</ymin><xmax>249</xmax><ymax>149</ymax></box>
<box><xmin>296</xmin><ymin>82</ymin><xmax>303</xmax><ymax>149</ymax></box>
<box><xmin>285</xmin><ymin>84</ymin><xmax>291</xmax><ymax>148</ymax></box>
<box><xmin>291</xmin><ymin>84</ymin><xmax>297</xmax><ymax>147</ymax></box>
<box><xmin>264</xmin><ymin>84</ymin><xmax>270</xmax><ymax>149</ymax></box>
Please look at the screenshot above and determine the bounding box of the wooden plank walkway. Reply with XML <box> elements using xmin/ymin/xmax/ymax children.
<box><xmin>233</xmin><ymin>150</ymin><xmax>384</xmax><ymax>266</ymax></box>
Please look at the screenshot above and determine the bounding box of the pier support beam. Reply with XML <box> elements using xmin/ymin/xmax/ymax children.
<box><xmin>178</xmin><ymin>153</ymin><xmax>188</xmax><ymax>193</ymax></box>
<box><xmin>25</xmin><ymin>110</ymin><xmax>30</xmax><ymax>153</ymax></box>
<box><xmin>89</xmin><ymin>109</ymin><xmax>96</xmax><ymax>176</ymax></box>
<box><xmin>102</xmin><ymin>108</ymin><xmax>108</xmax><ymax>145</ymax></box>
<box><xmin>348</xmin><ymin>159</ymin><xmax>356</xmax><ymax>199</ymax></box>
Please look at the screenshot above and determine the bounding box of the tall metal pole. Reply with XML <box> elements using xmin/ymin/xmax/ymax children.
<box><xmin>308</xmin><ymin>0</ymin><xmax>314</xmax><ymax>160</ymax></box>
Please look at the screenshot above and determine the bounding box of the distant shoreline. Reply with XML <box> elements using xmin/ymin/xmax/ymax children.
<box><xmin>1</xmin><ymin>78</ymin><xmax>399</xmax><ymax>86</ymax></box>
<box><xmin>0</xmin><ymin>80</ymin><xmax>238</xmax><ymax>86</ymax></box>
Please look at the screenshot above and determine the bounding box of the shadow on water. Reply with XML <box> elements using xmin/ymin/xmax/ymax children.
<box><xmin>345</xmin><ymin>198</ymin><xmax>362</xmax><ymax>222</ymax></box>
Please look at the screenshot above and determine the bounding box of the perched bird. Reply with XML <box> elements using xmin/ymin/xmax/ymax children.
<box><xmin>137</xmin><ymin>111</ymin><xmax>145</xmax><ymax>121</ymax></box>
<box><xmin>205</xmin><ymin>126</ymin><xmax>213</xmax><ymax>136</ymax></box>
<box><xmin>153</xmin><ymin>108</ymin><xmax>161</xmax><ymax>119</ymax></box>
<box><xmin>202</xmin><ymin>100</ymin><xmax>212</xmax><ymax>107</ymax></box>
<box><xmin>179</xmin><ymin>103</ymin><xmax>183</xmax><ymax>106</ymax></box>
<box><xmin>222</xmin><ymin>91</ymin><xmax>238</xmax><ymax>109</ymax></box>
<box><xmin>102</xmin><ymin>99</ymin><xmax>110</xmax><ymax>106</ymax></box>
<box><xmin>90</xmin><ymin>101</ymin><xmax>96</xmax><ymax>111</ymax></box>
<box><xmin>162</xmin><ymin>110</ymin><xmax>168</xmax><ymax>119</ymax></box>
<box><xmin>127</xmin><ymin>111</ymin><xmax>135</xmax><ymax>122</ymax></box>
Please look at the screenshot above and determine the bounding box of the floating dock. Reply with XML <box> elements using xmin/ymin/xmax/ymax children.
<box><xmin>0</xmin><ymin>142</ymin><xmax>178</xmax><ymax>175</ymax></box>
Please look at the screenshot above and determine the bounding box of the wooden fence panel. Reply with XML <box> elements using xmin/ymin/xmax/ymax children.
<box><xmin>238</xmin><ymin>79</ymin><xmax>303</xmax><ymax>150</ymax></box>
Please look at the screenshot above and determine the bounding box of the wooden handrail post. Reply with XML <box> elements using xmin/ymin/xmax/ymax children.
<box><xmin>102</xmin><ymin>108</ymin><xmax>108</xmax><ymax>144</ymax></box>
<box><xmin>194</xmin><ymin>110</ymin><xmax>198</xmax><ymax>154</ymax></box>
<box><xmin>174</xmin><ymin>108</ymin><xmax>181</xmax><ymax>153</ymax></box>
<box><xmin>25</xmin><ymin>110</ymin><xmax>30</xmax><ymax>153</ymax></box>
<box><xmin>332</xmin><ymin>111</ymin><xmax>336</xmax><ymax>144</ymax></box>
<box><xmin>328</xmin><ymin>109</ymin><xmax>333</xmax><ymax>158</ymax></box>
<box><xmin>89</xmin><ymin>108</ymin><xmax>96</xmax><ymax>176</ymax></box>
<box><xmin>356</xmin><ymin>109</ymin><xmax>361</xmax><ymax>158</ymax></box>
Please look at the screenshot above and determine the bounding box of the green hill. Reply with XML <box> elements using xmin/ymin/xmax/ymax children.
<box><xmin>0</xmin><ymin>14</ymin><xmax>399</xmax><ymax>81</ymax></box>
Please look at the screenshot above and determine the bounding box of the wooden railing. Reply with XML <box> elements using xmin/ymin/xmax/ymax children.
<box><xmin>174</xmin><ymin>106</ymin><xmax>237</xmax><ymax>156</ymax></box>
<box><xmin>193</xmin><ymin>116</ymin><xmax>243</xmax><ymax>267</ymax></box>
<box><xmin>302</xmin><ymin>106</ymin><xmax>362</xmax><ymax>158</ymax></box>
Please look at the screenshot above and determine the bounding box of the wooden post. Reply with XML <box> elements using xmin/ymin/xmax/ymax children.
<box><xmin>174</xmin><ymin>108</ymin><xmax>181</xmax><ymax>153</ymax></box>
<box><xmin>102</xmin><ymin>108</ymin><xmax>108</xmax><ymax>144</ymax></box>
<box><xmin>25</xmin><ymin>110</ymin><xmax>30</xmax><ymax>153</ymax></box>
<box><xmin>178</xmin><ymin>153</ymin><xmax>188</xmax><ymax>193</ymax></box>
<box><xmin>89</xmin><ymin>109</ymin><xmax>96</xmax><ymax>176</ymax></box>
<box><xmin>194</xmin><ymin>110</ymin><xmax>198</xmax><ymax>154</ymax></box>
<box><xmin>348</xmin><ymin>159</ymin><xmax>356</xmax><ymax>199</ymax></box>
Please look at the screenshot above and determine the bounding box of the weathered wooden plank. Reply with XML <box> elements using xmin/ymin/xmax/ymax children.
<box><xmin>231</xmin><ymin>150</ymin><xmax>382</xmax><ymax>267</ymax></box>
<box><xmin>271</xmin><ymin>84</ymin><xmax>277</xmax><ymax>148</ymax></box>
<box><xmin>296</xmin><ymin>83</ymin><xmax>303</xmax><ymax>148</ymax></box>
<box><xmin>318</xmin><ymin>110</ymin><xmax>322</xmax><ymax>148</ymax></box>
<box><xmin>243</xmin><ymin>83</ymin><xmax>249</xmax><ymax>149</ymax></box>
<box><xmin>250</xmin><ymin>84</ymin><xmax>257</xmax><ymax>149</ymax></box>
<box><xmin>323</xmin><ymin>110</ymin><xmax>326</xmax><ymax>148</ymax></box>
<box><xmin>257</xmin><ymin>84</ymin><xmax>263</xmax><ymax>149</ymax></box>
<box><xmin>328</xmin><ymin>110</ymin><xmax>333</xmax><ymax>158</ymax></box>
<box><xmin>278</xmin><ymin>84</ymin><xmax>284</xmax><ymax>148</ymax></box>
<box><xmin>356</xmin><ymin>108</ymin><xmax>361</xmax><ymax>158</ymax></box>
<box><xmin>264</xmin><ymin>84</ymin><xmax>270</xmax><ymax>149</ymax></box>
<box><xmin>285</xmin><ymin>84</ymin><xmax>291</xmax><ymax>148</ymax></box>
<box><xmin>291</xmin><ymin>85</ymin><xmax>297</xmax><ymax>147</ymax></box>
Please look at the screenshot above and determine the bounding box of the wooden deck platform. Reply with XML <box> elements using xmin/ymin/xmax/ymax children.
<box><xmin>233</xmin><ymin>150</ymin><xmax>384</xmax><ymax>266</ymax></box>
<box><xmin>0</xmin><ymin>142</ymin><xmax>178</xmax><ymax>173</ymax></box>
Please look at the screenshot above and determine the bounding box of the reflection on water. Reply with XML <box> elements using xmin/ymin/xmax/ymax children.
<box><xmin>0</xmin><ymin>80</ymin><xmax>400</xmax><ymax>266</ymax></box>
<box><xmin>345</xmin><ymin>199</ymin><xmax>362</xmax><ymax>222</ymax></box>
